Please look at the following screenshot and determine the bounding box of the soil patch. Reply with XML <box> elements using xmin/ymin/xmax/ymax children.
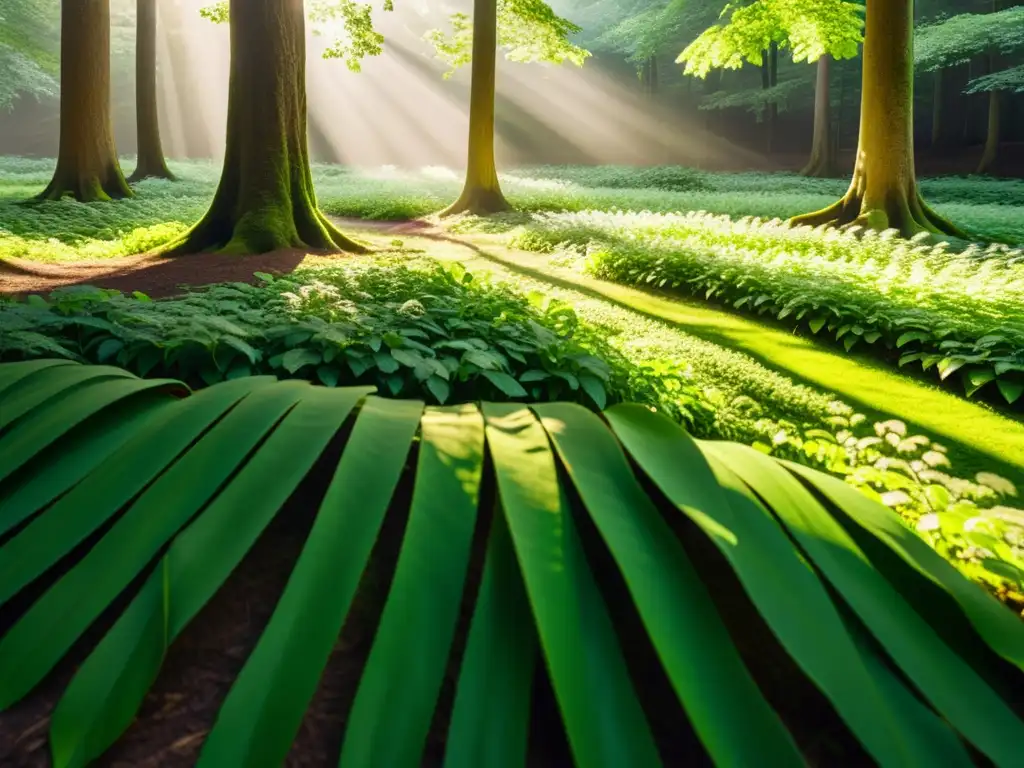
<box><xmin>0</xmin><ymin>249</ymin><xmax>320</xmax><ymax>300</ymax></box>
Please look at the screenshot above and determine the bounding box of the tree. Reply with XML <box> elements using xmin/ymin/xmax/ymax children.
<box><xmin>36</xmin><ymin>0</ymin><xmax>133</xmax><ymax>202</ymax></box>
<box><xmin>129</xmin><ymin>0</ymin><xmax>173</xmax><ymax>181</ymax></box>
<box><xmin>791</xmin><ymin>0</ymin><xmax>970</xmax><ymax>239</ymax></box>
<box><xmin>165</xmin><ymin>0</ymin><xmax>364</xmax><ymax>256</ymax></box>
<box><xmin>915</xmin><ymin>4</ymin><xmax>1024</xmax><ymax>174</ymax></box>
<box><xmin>427</xmin><ymin>0</ymin><xmax>589</xmax><ymax>216</ymax></box>
<box><xmin>677</xmin><ymin>0</ymin><xmax>863</xmax><ymax>177</ymax></box>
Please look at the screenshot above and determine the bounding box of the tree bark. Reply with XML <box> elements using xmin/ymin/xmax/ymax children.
<box><xmin>161</xmin><ymin>0</ymin><xmax>363</xmax><ymax>255</ymax></box>
<box><xmin>38</xmin><ymin>0</ymin><xmax>132</xmax><ymax>202</ymax></box>
<box><xmin>977</xmin><ymin>89</ymin><xmax>1002</xmax><ymax>175</ymax></box>
<box><xmin>129</xmin><ymin>0</ymin><xmax>174</xmax><ymax>182</ymax></box>
<box><xmin>790</xmin><ymin>0</ymin><xmax>969</xmax><ymax>240</ymax></box>
<box><xmin>442</xmin><ymin>0</ymin><xmax>510</xmax><ymax>217</ymax></box>
<box><xmin>801</xmin><ymin>56</ymin><xmax>838</xmax><ymax>177</ymax></box>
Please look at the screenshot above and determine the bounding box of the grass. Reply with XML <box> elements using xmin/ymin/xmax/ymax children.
<box><xmin>2</xmin><ymin>157</ymin><xmax>1023</xmax><ymax>265</ymax></box>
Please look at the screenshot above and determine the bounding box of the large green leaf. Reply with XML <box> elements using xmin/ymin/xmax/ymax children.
<box><xmin>536</xmin><ymin>403</ymin><xmax>802</xmax><ymax>766</ymax></box>
<box><xmin>0</xmin><ymin>375</ymin><xmax>184</xmax><ymax>485</ymax></box>
<box><xmin>196</xmin><ymin>395</ymin><xmax>421</xmax><ymax>768</ymax></box>
<box><xmin>339</xmin><ymin>404</ymin><xmax>483</xmax><ymax>767</ymax></box>
<box><xmin>703</xmin><ymin>441</ymin><xmax>1024</xmax><ymax>765</ymax></box>
<box><xmin>782</xmin><ymin>459</ymin><xmax>1024</xmax><ymax>673</ymax></box>
<box><xmin>443</xmin><ymin>508</ymin><xmax>536</xmax><ymax>768</ymax></box>
<box><xmin>0</xmin><ymin>390</ymin><xmax>175</xmax><ymax>536</ymax></box>
<box><xmin>483</xmin><ymin>403</ymin><xmax>662</xmax><ymax>768</ymax></box>
<box><xmin>0</xmin><ymin>358</ymin><xmax>78</xmax><ymax>396</ymax></box>
<box><xmin>0</xmin><ymin>376</ymin><xmax>276</xmax><ymax>605</ymax></box>
<box><xmin>604</xmin><ymin>404</ymin><xmax>964</xmax><ymax>767</ymax></box>
<box><xmin>0</xmin><ymin>363</ymin><xmax>138</xmax><ymax>431</ymax></box>
<box><xmin>0</xmin><ymin>380</ymin><xmax>314</xmax><ymax>710</ymax></box>
<box><xmin>49</xmin><ymin>385</ymin><xmax>376</xmax><ymax>768</ymax></box>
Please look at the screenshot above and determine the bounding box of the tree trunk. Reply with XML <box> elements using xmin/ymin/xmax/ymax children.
<box><xmin>768</xmin><ymin>42</ymin><xmax>779</xmax><ymax>155</ymax></box>
<box><xmin>977</xmin><ymin>89</ymin><xmax>1002</xmax><ymax>175</ymax></box>
<box><xmin>790</xmin><ymin>0</ymin><xmax>969</xmax><ymax>240</ymax></box>
<box><xmin>801</xmin><ymin>56</ymin><xmax>838</xmax><ymax>177</ymax></box>
<box><xmin>649</xmin><ymin>55</ymin><xmax>659</xmax><ymax>98</ymax></box>
<box><xmin>38</xmin><ymin>0</ymin><xmax>132</xmax><ymax>202</ymax></box>
<box><xmin>161</xmin><ymin>0</ymin><xmax>363</xmax><ymax>255</ymax></box>
<box><xmin>442</xmin><ymin>0</ymin><xmax>510</xmax><ymax>217</ymax></box>
<box><xmin>129</xmin><ymin>0</ymin><xmax>174</xmax><ymax>182</ymax></box>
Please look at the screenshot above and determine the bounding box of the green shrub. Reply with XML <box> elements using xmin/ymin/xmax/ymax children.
<box><xmin>0</xmin><ymin>260</ymin><xmax>711</xmax><ymax>425</ymax></box>
<box><xmin>508</xmin><ymin>210</ymin><xmax>1024</xmax><ymax>404</ymax></box>
<box><xmin>1</xmin><ymin>362</ymin><xmax>1021</xmax><ymax>767</ymax></box>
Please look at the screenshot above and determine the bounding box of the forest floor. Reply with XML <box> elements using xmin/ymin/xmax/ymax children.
<box><xmin>5</xmin><ymin>214</ymin><xmax>1023</xmax><ymax>487</ymax></box>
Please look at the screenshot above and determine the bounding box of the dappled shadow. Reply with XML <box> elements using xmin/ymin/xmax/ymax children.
<box><xmin>0</xmin><ymin>249</ymin><xmax>314</xmax><ymax>299</ymax></box>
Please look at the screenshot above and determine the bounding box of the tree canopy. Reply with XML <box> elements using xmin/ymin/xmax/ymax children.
<box><xmin>426</xmin><ymin>0</ymin><xmax>590</xmax><ymax>78</ymax></box>
<box><xmin>0</xmin><ymin>0</ymin><xmax>58</xmax><ymax>110</ymax></box>
<box><xmin>678</xmin><ymin>0</ymin><xmax>864</xmax><ymax>78</ymax></box>
<box><xmin>916</xmin><ymin>6</ymin><xmax>1024</xmax><ymax>93</ymax></box>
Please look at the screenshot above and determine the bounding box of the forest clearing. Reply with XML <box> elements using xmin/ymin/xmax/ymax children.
<box><xmin>1</xmin><ymin>0</ymin><xmax>1024</xmax><ymax>766</ymax></box>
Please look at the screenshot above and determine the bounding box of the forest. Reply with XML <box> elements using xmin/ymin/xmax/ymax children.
<box><xmin>0</xmin><ymin>0</ymin><xmax>1023</xmax><ymax>765</ymax></box>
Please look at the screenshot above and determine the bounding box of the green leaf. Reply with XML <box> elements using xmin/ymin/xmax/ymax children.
<box><xmin>0</xmin><ymin>364</ymin><xmax>136</xmax><ymax>432</ymax></box>
<box><xmin>196</xmin><ymin>396</ymin><xmax>420</xmax><ymax>768</ymax></box>
<box><xmin>482</xmin><ymin>404</ymin><xmax>661</xmax><ymax>767</ymax></box>
<box><xmin>963</xmin><ymin>367</ymin><xmax>996</xmax><ymax>397</ymax></box>
<box><xmin>49</xmin><ymin>386</ymin><xmax>377</xmax><ymax>768</ymax></box>
<box><xmin>391</xmin><ymin>348</ymin><xmax>424</xmax><ymax>368</ymax></box>
<box><xmin>425</xmin><ymin>375</ymin><xmax>451</xmax><ymax>405</ymax></box>
<box><xmin>808</xmin><ymin>315</ymin><xmax>827</xmax><ymax>334</ymax></box>
<box><xmin>96</xmin><ymin>338</ymin><xmax>124</xmax><ymax>362</ymax></box>
<box><xmin>280</xmin><ymin>348</ymin><xmax>321</xmax><ymax>374</ymax></box>
<box><xmin>340</xmin><ymin>405</ymin><xmax>483</xmax><ymax>766</ymax></box>
<box><xmin>482</xmin><ymin>371</ymin><xmax>528</xmax><ymax>398</ymax></box>
<box><xmin>0</xmin><ymin>376</ymin><xmax>184</xmax><ymax>487</ymax></box>
<box><xmin>604</xmin><ymin>405</ymin><xmax>960</xmax><ymax>766</ymax></box>
<box><xmin>579</xmin><ymin>374</ymin><xmax>607</xmax><ymax>410</ymax></box>
<box><xmin>373</xmin><ymin>351</ymin><xmax>400</xmax><ymax>374</ymax></box>
<box><xmin>463</xmin><ymin>349</ymin><xmax>500</xmax><ymax>371</ymax></box>
<box><xmin>997</xmin><ymin>378</ymin><xmax>1024</xmax><ymax>404</ymax></box>
<box><xmin>537</xmin><ymin>404</ymin><xmax>802</xmax><ymax>766</ymax></box>
<box><xmin>518</xmin><ymin>369</ymin><xmax>550</xmax><ymax>383</ymax></box>
<box><xmin>705</xmin><ymin>443</ymin><xmax>1024</xmax><ymax>765</ymax></box>
<box><xmin>896</xmin><ymin>331</ymin><xmax>930</xmax><ymax>348</ymax></box>
<box><xmin>0</xmin><ymin>381</ymin><xmax>313</xmax><ymax>711</ymax></box>
<box><xmin>317</xmin><ymin>365</ymin><xmax>339</xmax><ymax>387</ymax></box>
<box><xmin>443</xmin><ymin>510</ymin><xmax>535</xmax><ymax>768</ymax></box>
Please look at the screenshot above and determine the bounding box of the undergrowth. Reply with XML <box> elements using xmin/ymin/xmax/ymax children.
<box><xmin>507</xmin><ymin>210</ymin><xmax>1024</xmax><ymax>406</ymax></box>
<box><xmin>1</xmin><ymin>158</ymin><xmax>1022</xmax><ymax>265</ymax></box>
<box><xmin>0</xmin><ymin>259</ymin><xmax>712</xmax><ymax>428</ymax></box>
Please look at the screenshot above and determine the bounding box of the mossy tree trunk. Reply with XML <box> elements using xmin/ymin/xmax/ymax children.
<box><xmin>38</xmin><ymin>0</ymin><xmax>132</xmax><ymax>202</ymax></box>
<box><xmin>790</xmin><ymin>0</ymin><xmax>970</xmax><ymax>239</ymax></box>
<box><xmin>162</xmin><ymin>0</ymin><xmax>363</xmax><ymax>255</ymax></box>
<box><xmin>129</xmin><ymin>0</ymin><xmax>174</xmax><ymax>182</ymax></box>
<box><xmin>441</xmin><ymin>0</ymin><xmax>511</xmax><ymax>217</ymax></box>
<box><xmin>801</xmin><ymin>56</ymin><xmax>838</xmax><ymax>177</ymax></box>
